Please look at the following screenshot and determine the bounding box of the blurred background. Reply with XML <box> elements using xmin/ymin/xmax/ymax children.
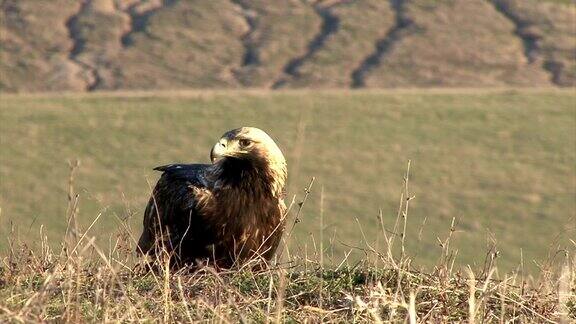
<box><xmin>0</xmin><ymin>0</ymin><xmax>574</xmax><ymax>273</ymax></box>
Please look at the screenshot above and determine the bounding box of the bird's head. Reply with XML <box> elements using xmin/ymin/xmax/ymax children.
<box><xmin>210</xmin><ymin>127</ymin><xmax>287</xmax><ymax>196</ymax></box>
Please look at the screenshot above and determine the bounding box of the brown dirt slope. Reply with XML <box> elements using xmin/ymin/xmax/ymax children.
<box><xmin>65</xmin><ymin>0</ymin><xmax>127</xmax><ymax>91</ymax></box>
<box><xmin>114</xmin><ymin>0</ymin><xmax>247</xmax><ymax>90</ymax></box>
<box><xmin>492</xmin><ymin>0</ymin><xmax>576</xmax><ymax>87</ymax></box>
<box><xmin>230</xmin><ymin>0</ymin><xmax>319</xmax><ymax>88</ymax></box>
<box><xmin>361</xmin><ymin>0</ymin><xmax>553</xmax><ymax>88</ymax></box>
<box><xmin>0</xmin><ymin>0</ymin><xmax>85</xmax><ymax>92</ymax></box>
<box><xmin>0</xmin><ymin>0</ymin><xmax>574</xmax><ymax>92</ymax></box>
<box><xmin>276</xmin><ymin>0</ymin><xmax>396</xmax><ymax>89</ymax></box>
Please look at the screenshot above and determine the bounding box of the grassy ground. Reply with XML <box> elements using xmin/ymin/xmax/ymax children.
<box><xmin>1</xmin><ymin>225</ymin><xmax>574</xmax><ymax>322</ymax></box>
<box><xmin>0</xmin><ymin>89</ymin><xmax>575</xmax><ymax>274</ymax></box>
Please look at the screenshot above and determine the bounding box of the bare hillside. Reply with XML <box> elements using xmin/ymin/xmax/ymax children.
<box><xmin>1</xmin><ymin>0</ymin><xmax>574</xmax><ymax>92</ymax></box>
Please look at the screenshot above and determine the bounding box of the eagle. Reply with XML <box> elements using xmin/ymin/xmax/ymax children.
<box><xmin>137</xmin><ymin>127</ymin><xmax>288</xmax><ymax>269</ymax></box>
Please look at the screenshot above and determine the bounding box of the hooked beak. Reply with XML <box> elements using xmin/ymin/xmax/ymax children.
<box><xmin>210</xmin><ymin>139</ymin><xmax>227</xmax><ymax>163</ymax></box>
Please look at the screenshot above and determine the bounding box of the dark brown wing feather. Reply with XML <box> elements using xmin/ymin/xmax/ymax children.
<box><xmin>137</xmin><ymin>164</ymin><xmax>215</xmax><ymax>264</ymax></box>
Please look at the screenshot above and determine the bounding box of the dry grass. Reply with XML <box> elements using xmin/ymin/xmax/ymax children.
<box><xmin>1</xmin><ymin>163</ymin><xmax>574</xmax><ymax>322</ymax></box>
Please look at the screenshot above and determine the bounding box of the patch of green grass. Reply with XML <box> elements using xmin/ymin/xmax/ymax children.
<box><xmin>0</xmin><ymin>90</ymin><xmax>574</xmax><ymax>273</ymax></box>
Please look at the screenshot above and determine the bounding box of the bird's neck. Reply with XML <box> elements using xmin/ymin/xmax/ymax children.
<box><xmin>212</xmin><ymin>158</ymin><xmax>281</xmax><ymax>199</ymax></box>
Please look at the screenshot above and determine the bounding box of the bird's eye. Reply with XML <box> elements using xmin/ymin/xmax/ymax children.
<box><xmin>239</xmin><ymin>139</ymin><xmax>252</xmax><ymax>147</ymax></box>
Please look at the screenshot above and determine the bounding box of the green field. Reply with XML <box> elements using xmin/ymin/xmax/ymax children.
<box><xmin>1</xmin><ymin>90</ymin><xmax>574</xmax><ymax>272</ymax></box>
